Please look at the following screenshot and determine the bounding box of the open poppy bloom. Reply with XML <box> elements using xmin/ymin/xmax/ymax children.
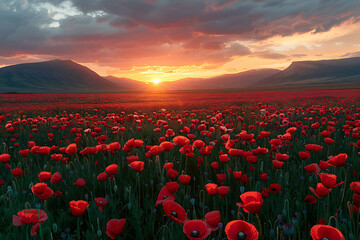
<box><xmin>327</xmin><ymin>153</ymin><xmax>347</xmax><ymax>167</ymax></box>
<box><xmin>205</xmin><ymin>211</ymin><xmax>221</xmax><ymax>231</ymax></box>
<box><xmin>163</xmin><ymin>200</ymin><xmax>188</xmax><ymax>224</ymax></box>
<box><xmin>319</xmin><ymin>173</ymin><xmax>343</xmax><ymax>188</ymax></box>
<box><xmin>13</xmin><ymin>209</ymin><xmax>48</xmax><ymax>236</ymax></box>
<box><xmin>237</xmin><ymin>191</ymin><xmax>263</xmax><ymax>214</ymax></box>
<box><xmin>310</xmin><ymin>224</ymin><xmax>345</xmax><ymax>240</ymax></box>
<box><xmin>309</xmin><ymin>183</ymin><xmax>332</xmax><ymax>198</ymax></box>
<box><xmin>31</xmin><ymin>183</ymin><xmax>54</xmax><ymax>201</ymax></box>
<box><xmin>105</xmin><ymin>164</ymin><xmax>119</xmax><ymax>175</ymax></box>
<box><xmin>94</xmin><ymin>197</ymin><xmax>108</xmax><ymax>212</ymax></box>
<box><xmin>38</xmin><ymin>171</ymin><xmax>52</xmax><ymax>182</ymax></box>
<box><xmin>179</xmin><ymin>174</ymin><xmax>191</xmax><ymax>185</ymax></box>
<box><xmin>350</xmin><ymin>182</ymin><xmax>360</xmax><ymax>194</ymax></box>
<box><xmin>69</xmin><ymin>200</ymin><xmax>89</xmax><ymax>216</ymax></box>
<box><xmin>65</xmin><ymin>143</ymin><xmax>77</xmax><ymax>155</ymax></box>
<box><xmin>106</xmin><ymin>218</ymin><xmax>126</xmax><ymax>239</ymax></box>
<box><xmin>0</xmin><ymin>153</ymin><xmax>10</xmax><ymax>163</ymax></box>
<box><xmin>183</xmin><ymin>220</ymin><xmax>211</xmax><ymax>240</ymax></box>
<box><xmin>155</xmin><ymin>186</ymin><xmax>176</xmax><ymax>206</ymax></box>
<box><xmin>225</xmin><ymin>220</ymin><xmax>259</xmax><ymax>240</ymax></box>
<box><xmin>129</xmin><ymin>161</ymin><xmax>145</xmax><ymax>172</ymax></box>
<box><xmin>205</xmin><ymin>183</ymin><xmax>218</xmax><ymax>196</ymax></box>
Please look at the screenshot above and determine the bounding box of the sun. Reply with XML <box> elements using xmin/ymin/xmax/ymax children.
<box><xmin>153</xmin><ymin>79</ymin><xmax>161</xmax><ymax>84</ymax></box>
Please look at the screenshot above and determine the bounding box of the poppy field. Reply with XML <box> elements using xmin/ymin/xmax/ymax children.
<box><xmin>0</xmin><ymin>89</ymin><xmax>359</xmax><ymax>239</ymax></box>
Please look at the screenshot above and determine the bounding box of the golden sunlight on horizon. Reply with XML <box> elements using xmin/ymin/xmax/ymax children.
<box><xmin>152</xmin><ymin>79</ymin><xmax>161</xmax><ymax>84</ymax></box>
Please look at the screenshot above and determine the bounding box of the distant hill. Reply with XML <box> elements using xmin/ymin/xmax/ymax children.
<box><xmin>255</xmin><ymin>57</ymin><xmax>360</xmax><ymax>87</ymax></box>
<box><xmin>0</xmin><ymin>57</ymin><xmax>359</xmax><ymax>93</ymax></box>
<box><xmin>105</xmin><ymin>75</ymin><xmax>149</xmax><ymax>90</ymax></box>
<box><xmin>160</xmin><ymin>69</ymin><xmax>281</xmax><ymax>90</ymax></box>
<box><xmin>0</xmin><ymin>59</ymin><xmax>121</xmax><ymax>93</ymax></box>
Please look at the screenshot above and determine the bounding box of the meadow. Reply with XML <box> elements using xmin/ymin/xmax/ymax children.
<box><xmin>0</xmin><ymin>89</ymin><xmax>359</xmax><ymax>239</ymax></box>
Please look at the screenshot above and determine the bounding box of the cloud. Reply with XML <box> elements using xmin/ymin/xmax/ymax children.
<box><xmin>342</xmin><ymin>51</ymin><xmax>360</xmax><ymax>58</ymax></box>
<box><xmin>252</xmin><ymin>51</ymin><xmax>288</xmax><ymax>59</ymax></box>
<box><xmin>0</xmin><ymin>0</ymin><xmax>359</xmax><ymax>71</ymax></box>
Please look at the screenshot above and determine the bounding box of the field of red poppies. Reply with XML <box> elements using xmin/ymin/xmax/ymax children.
<box><xmin>0</xmin><ymin>89</ymin><xmax>359</xmax><ymax>239</ymax></box>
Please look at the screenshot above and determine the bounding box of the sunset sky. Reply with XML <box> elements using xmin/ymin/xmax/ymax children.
<box><xmin>1</xmin><ymin>0</ymin><xmax>360</xmax><ymax>83</ymax></box>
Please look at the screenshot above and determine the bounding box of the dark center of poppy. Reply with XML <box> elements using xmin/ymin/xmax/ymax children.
<box><xmin>171</xmin><ymin>211</ymin><xmax>178</xmax><ymax>218</ymax></box>
<box><xmin>237</xmin><ymin>232</ymin><xmax>247</xmax><ymax>239</ymax></box>
<box><xmin>163</xmin><ymin>195</ymin><xmax>167</xmax><ymax>199</ymax></box>
<box><xmin>321</xmin><ymin>238</ymin><xmax>329</xmax><ymax>240</ymax></box>
<box><xmin>191</xmin><ymin>230</ymin><xmax>200</xmax><ymax>237</ymax></box>
<box><xmin>99</xmin><ymin>201</ymin><xmax>103</xmax><ymax>205</ymax></box>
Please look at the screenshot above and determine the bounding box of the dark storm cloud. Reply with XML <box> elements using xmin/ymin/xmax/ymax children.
<box><xmin>0</xmin><ymin>0</ymin><xmax>359</xmax><ymax>67</ymax></box>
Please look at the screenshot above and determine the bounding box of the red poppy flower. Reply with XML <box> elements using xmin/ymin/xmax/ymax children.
<box><xmin>74</xmin><ymin>178</ymin><xmax>86</xmax><ymax>187</ymax></box>
<box><xmin>237</xmin><ymin>191</ymin><xmax>263</xmax><ymax>214</ymax></box>
<box><xmin>38</xmin><ymin>171</ymin><xmax>52</xmax><ymax>182</ymax></box>
<box><xmin>106</xmin><ymin>219</ymin><xmax>126</xmax><ymax>239</ymax></box>
<box><xmin>269</xmin><ymin>183</ymin><xmax>281</xmax><ymax>193</ymax></box>
<box><xmin>304</xmin><ymin>195</ymin><xmax>317</xmax><ymax>205</ymax></box>
<box><xmin>205</xmin><ymin>211</ymin><xmax>221</xmax><ymax>231</ymax></box>
<box><xmin>304</xmin><ymin>163</ymin><xmax>321</xmax><ymax>176</ymax></box>
<box><xmin>155</xmin><ymin>186</ymin><xmax>176</xmax><ymax>206</ymax></box>
<box><xmin>299</xmin><ymin>151</ymin><xmax>310</xmax><ymax>160</ymax></box>
<box><xmin>105</xmin><ymin>164</ymin><xmax>119</xmax><ymax>175</ymax></box>
<box><xmin>31</xmin><ymin>183</ymin><xmax>53</xmax><ymax>201</ymax></box>
<box><xmin>38</xmin><ymin>146</ymin><xmax>51</xmax><ymax>156</ymax></box>
<box><xmin>179</xmin><ymin>174</ymin><xmax>191</xmax><ymax>185</ymax></box>
<box><xmin>97</xmin><ymin>171</ymin><xmax>109</xmax><ymax>181</ymax></box>
<box><xmin>225</xmin><ymin>220</ymin><xmax>259</xmax><ymax>240</ymax></box>
<box><xmin>173</xmin><ymin>136</ymin><xmax>190</xmax><ymax>146</ymax></box>
<box><xmin>233</xmin><ymin>171</ymin><xmax>242</xmax><ymax>180</ymax></box>
<box><xmin>252</xmin><ymin>147</ymin><xmax>268</xmax><ymax>155</ymax></box>
<box><xmin>160</xmin><ymin>141</ymin><xmax>174</xmax><ymax>151</ymax></box>
<box><xmin>19</xmin><ymin>149</ymin><xmax>29</xmax><ymax>157</ymax></box>
<box><xmin>350</xmin><ymin>182</ymin><xmax>360</xmax><ymax>194</ymax></box>
<box><xmin>219</xmin><ymin>154</ymin><xmax>229</xmax><ymax>163</ymax></box>
<box><xmin>65</xmin><ymin>143</ymin><xmax>77</xmax><ymax>155</ymax></box>
<box><xmin>324</xmin><ymin>138</ymin><xmax>334</xmax><ymax>145</ymax></box>
<box><xmin>272</xmin><ymin>160</ymin><xmax>284</xmax><ymax>169</ymax></box>
<box><xmin>50</xmin><ymin>172</ymin><xmax>62</xmax><ymax>183</ymax></box>
<box><xmin>167</xmin><ymin>168</ymin><xmax>178</xmax><ymax>179</ymax></box>
<box><xmin>150</xmin><ymin>145</ymin><xmax>164</xmax><ymax>156</ymax></box>
<box><xmin>0</xmin><ymin>153</ymin><xmax>10</xmax><ymax>163</ymax></box>
<box><xmin>129</xmin><ymin>161</ymin><xmax>144</xmax><ymax>172</ymax></box>
<box><xmin>218</xmin><ymin>186</ymin><xmax>229</xmax><ymax>198</ymax></box>
<box><xmin>260</xmin><ymin>173</ymin><xmax>268</xmax><ymax>181</ymax></box>
<box><xmin>107</xmin><ymin>142</ymin><xmax>121</xmax><ymax>152</ymax></box>
<box><xmin>275</xmin><ymin>153</ymin><xmax>289</xmax><ymax>161</ymax></box>
<box><xmin>193</xmin><ymin>140</ymin><xmax>205</xmax><ymax>148</ymax></box>
<box><xmin>319</xmin><ymin>173</ymin><xmax>343</xmax><ymax>188</ymax></box>
<box><xmin>11</xmin><ymin>168</ymin><xmax>23</xmax><ymax>178</ymax></box>
<box><xmin>183</xmin><ymin>220</ymin><xmax>211</xmax><ymax>240</ymax></box>
<box><xmin>13</xmin><ymin>209</ymin><xmax>48</xmax><ymax>236</ymax></box>
<box><xmin>166</xmin><ymin>182</ymin><xmax>180</xmax><ymax>194</ymax></box>
<box><xmin>229</xmin><ymin>149</ymin><xmax>244</xmax><ymax>157</ymax></box>
<box><xmin>210</xmin><ymin>162</ymin><xmax>219</xmax><ymax>170</ymax></box>
<box><xmin>69</xmin><ymin>200</ymin><xmax>89</xmax><ymax>216</ymax></box>
<box><xmin>205</xmin><ymin>183</ymin><xmax>218</xmax><ymax>196</ymax></box>
<box><xmin>319</xmin><ymin>161</ymin><xmax>330</xmax><ymax>170</ymax></box>
<box><xmin>163</xmin><ymin>200</ymin><xmax>188</xmax><ymax>224</ymax></box>
<box><xmin>309</xmin><ymin>183</ymin><xmax>332</xmax><ymax>198</ymax></box>
<box><xmin>304</xmin><ymin>144</ymin><xmax>323</xmax><ymax>153</ymax></box>
<box><xmin>310</xmin><ymin>224</ymin><xmax>345</xmax><ymax>240</ymax></box>
<box><xmin>327</xmin><ymin>153</ymin><xmax>347</xmax><ymax>167</ymax></box>
<box><xmin>94</xmin><ymin>197</ymin><xmax>108</xmax><ymax>212</ymax></box>
<box><xmin>216</xmin><ymin>174</ymin><xmax>226</xmax><ymax>185</ymax></box>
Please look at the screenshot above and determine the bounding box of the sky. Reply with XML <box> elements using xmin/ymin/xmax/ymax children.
<box><xmin>1</xmin><ymin>0</ymin><xmax>360</xmax><ymax>83</ymax></box>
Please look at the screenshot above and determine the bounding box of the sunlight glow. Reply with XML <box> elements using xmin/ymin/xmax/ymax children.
<box><xmin>153</xmin><ymin>79</ymin><xmax>161</xmax><ymax>84</ymax></box>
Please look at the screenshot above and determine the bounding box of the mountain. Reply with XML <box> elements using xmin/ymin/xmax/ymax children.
<box><xmin>104</xmin><ymin>75</ymin><xmax>149</xmax><ymax>90</ymax></box>
<box><xmin>255</xmin><ymin>57</ymin><xmax>360</xmax><ymax>87</ymax></box>
<box><xmin>160</xmin><ymin>69</ymin><xmax>281</xmax><ymax>90</ymax></box>
<box><xmin>0</xmin><ymin>59</ymin><xmax>121</xmax><ymax>93</ymax></box>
